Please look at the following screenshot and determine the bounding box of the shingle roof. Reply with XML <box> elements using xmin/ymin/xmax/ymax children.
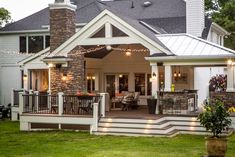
<box><xmin>141</xmin><ymin>16</ymin><xmax>186</xmax><ymax>34</ymax></box>
<box><xmin>0</xmin><ymin>0</ymin><xmax>186</xmax><ymax>33</ymax></box>
<box><xmin>201</xmin><ymin>17</ymin><xmax>213</xmax><ymax>40</ymax></box>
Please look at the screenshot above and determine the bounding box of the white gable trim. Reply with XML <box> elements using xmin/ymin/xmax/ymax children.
<box><xmin>49</xmin><ymin>9</ymin><xmax>171</xmax><ymax>57</ymax></box>
<box><xmin>18</xmin><ymin>47</ymin><xmax>50</xmax><ymax>65</ymax></box>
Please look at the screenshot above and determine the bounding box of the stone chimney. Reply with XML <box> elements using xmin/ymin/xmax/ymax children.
<box><xmin>186</xmin><ymin>0</ymin><xmax>205</xmax><ymax>37</ymax></box>
<box><xmin>49</xmin><ymin>0</ymin><xmax>77</xmax><ymax>52</ymax></box>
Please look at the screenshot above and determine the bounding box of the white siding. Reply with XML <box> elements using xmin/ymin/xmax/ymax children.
<box><xmin>194</xmin><ymin>67</ymin><xmax>225</xmax><ymax>110</ymax></box>
<box><xmin>0</xmin><ymin>35</ymin><xmax>19</xmax><ymax>52</ymax></box>
<box><xmin>186</xmin><ymin>0</ymin><xmax>205</xmax><ymax>37</ymax></box>
<box><xmin>0</xmin><ymin>65</ymin><xmax>21</xmax><ymax>106</ymax></box>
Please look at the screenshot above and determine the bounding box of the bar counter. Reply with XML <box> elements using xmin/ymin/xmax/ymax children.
<box><xmin>158</xmin><ymin>90</ymin><xmax>198</xmax><ymax>114</ymax></box>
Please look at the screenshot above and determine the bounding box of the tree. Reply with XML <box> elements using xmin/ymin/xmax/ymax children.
<box><xmin>205</xmin><ymin>0</ymin><xmax>235</xmax><ymax>50</ymax></box>
<box><xmin>0</xmin><ymin>8</ymin><xmax>11</xmax><ymax>27</ymax></box>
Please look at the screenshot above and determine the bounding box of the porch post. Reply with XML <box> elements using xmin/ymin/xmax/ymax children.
<box><xmin>58</xmin><ymin>92</ymin><xmax>64</xmax><ymax>116</ymax></box>
<box><xmin>164</xmin><ymin>65</ymin><xmax>172</xmax><ymax>91</ymax></box>
<box><xmin>34</xmin><ymin>91</ymin><xmax>39</xmax><ymax>112</ymax></box>
<box><xmin>227</xmin><ymin>65</ymin><xmax>235</xmax><ymax>92</ymax></box>
<box><xmin>18</xmin><ymin>92</ymin><xmax>24</xmax><ymax>115</ymax></box>
<box><xmin>150</xmin><ymin>62</ymin><xmax>159</xmax><ymax>97</ymax></box>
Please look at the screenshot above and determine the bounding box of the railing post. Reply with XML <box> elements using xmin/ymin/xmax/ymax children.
<box><xmin>47</xmin><ymin>91</ymin><xmax>52</xmax><ymax>112</ymax></box>
<box><xmin>29</xmin><ymin>90</ymin><xmax>34</xmax><ymax>112</ymax></box>
<box><xmin>99</xmin><ymin>93</ymin><xmax>109</xmax><ymax>117</ymax></box>
<box><xmin>19</xmin><ymin>92</ymin><xmax>24</xmax><ymax>115</ymax></box>
<box><xmin>58</xmin><ymin>92</ymin><xmax>64</xmax><ymax>116</ymax></box>
<box><xmin>34</xmin><ymin>91</ymin><xmax>39</xmax><ymax>112</ymax></box>
<box><xmin>92</xmin><ymin>102</ymin><xmax>99</xmax><ymax>132</ymax></box>
<box><xmin>11</xmin><ymin>88</ymin><xmax>14</xmax><ymax>108</ymax></box>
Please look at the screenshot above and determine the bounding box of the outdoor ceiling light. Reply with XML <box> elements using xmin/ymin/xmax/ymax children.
<box><xmin>125</xmin><ymin>50</ymin><xmax>132</xmax><ymax>57</ymax></box>
<box><xmin>178</xmin><ymin>67</ymin><xmax>181</xmax><ymax>77</ymax></box>
<box><xmin>92</xmin><ymin>76</ymin><xmax>95</xmax><ymax>80</ymax></box>
<box><xmin>174</xmin><ymin>71</ymin><xmax>177</xmax><ymax>78</ymax></box>
<box><xmin>178</xmin><ymin>71</ymin><xmax>181</xmax><ymax>78</ymax></box>
<box><xmin>106</xmin><ymin>45</ymin><xmax>112</xmax><ymax>51</ymax></box>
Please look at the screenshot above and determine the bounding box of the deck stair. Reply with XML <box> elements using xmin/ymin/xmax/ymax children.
<box><xmin>94</xmin><ymin>116</ymin><xmax>233</xmax><ymax>137</ymax></box>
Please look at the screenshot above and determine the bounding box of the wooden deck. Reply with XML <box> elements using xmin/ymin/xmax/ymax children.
<box><xmin>105</xmin><ymin>107</ymin><xmax>198</xmax><ymax>120</ymax></box>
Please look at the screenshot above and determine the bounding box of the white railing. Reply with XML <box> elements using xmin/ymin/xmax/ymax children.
<box><xmin>19</xmin><ymin>92</ymin><xmax>105</xmax><ymax>133</ymax></box>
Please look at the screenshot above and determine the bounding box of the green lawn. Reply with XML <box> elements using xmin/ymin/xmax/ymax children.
<box><xmin>0</xmin><ymin>121</ymin><xmax>235</xmax><ymax>157</ymax></box>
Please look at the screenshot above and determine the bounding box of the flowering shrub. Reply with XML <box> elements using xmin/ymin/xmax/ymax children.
<box><xmin>228</xmin><ymin>107</ymin><xmax>235</xmax><ymax>113</ymax></box>
<box><xmin>209</xmin><ymin>74</ymin><xmax>227</xmax><ymax>92</ymax></box>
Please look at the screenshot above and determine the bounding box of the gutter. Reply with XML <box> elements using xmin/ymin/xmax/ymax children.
<box><xmin>145</xmin><ymin>55</ymin><xmax>235</xmax><ymax>62</ymax></box>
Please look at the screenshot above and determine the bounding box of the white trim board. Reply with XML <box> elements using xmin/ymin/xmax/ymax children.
<box><xmin>48</xmin><ymin>9</ymin><xmax>171</xmax><ymax>57</ymax></box>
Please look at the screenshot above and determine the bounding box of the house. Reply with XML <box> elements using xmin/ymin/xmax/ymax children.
<box><xmin>0</xmin><ymin>0</ymin><xmax>235</xmax><ymax>135</ymax></box>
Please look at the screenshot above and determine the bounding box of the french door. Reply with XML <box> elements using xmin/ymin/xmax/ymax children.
<box><xmin>105</xmin><ymin>74</ymin><xmax>128</xmax><ymax>98</ymax></box>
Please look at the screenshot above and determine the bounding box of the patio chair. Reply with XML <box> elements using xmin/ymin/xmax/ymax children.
<box><xmin>121</xmin><ymin>92</ymin><xmax>140</xmax><ymax>111</ymax></box>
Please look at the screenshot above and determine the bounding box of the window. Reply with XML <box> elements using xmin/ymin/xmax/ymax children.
<box><xmin>21</xmin><ymin>70</ymin><xmax>24</xmax><ymax>88</ymax></box>
<box><xmin>119</xmin><ymin>74</ymin><xmax>128</xmax><ymax>93</ymax></box>
<box><xmin>46</xmin><ymin>35</ymin><xmax>50</xmax><ymax>48</ymax></box>
<box><xmin>19</xmin><ymin>36</ymin><xmax>26</xmax><ymax>53</ymax></box>
<box><xmin>87</xmin><ymin>74</ymin><xmax>95</xmax><ymax>93</ymax></box>
<box><xmin>28</xmin><ymin>36</ymin><xmax>43</xmax><ymax>53</ymax></box>
<box><xmin>19</xmin><ymin>35</ymin><xmax>50</xmax><ymax>53</ymax></box>
<box><xmin>147</xmin><ymin>74</ymin><xmax>152</xmax><ymax>95</ymax></box>
<box><xmin>135</xmin><ymin>73</ymin><xmax>145</xmax><ymax>95</ymax></box>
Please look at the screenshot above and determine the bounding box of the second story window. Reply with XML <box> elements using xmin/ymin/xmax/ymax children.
<box><xmin>19</xmin><ymin>35</ymin><xmax>50</xmax><ymax>53</ymax></box>
<box><xmin>28</xmin><ymin>36</ymin><xmax>43</xmax><ymax>53</ymax></box>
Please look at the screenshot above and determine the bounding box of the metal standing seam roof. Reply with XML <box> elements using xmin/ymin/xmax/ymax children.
<box><xmin>155</xmin><ymin>34</ymin><xmax>235</xmax><ymax>56</ymax></box>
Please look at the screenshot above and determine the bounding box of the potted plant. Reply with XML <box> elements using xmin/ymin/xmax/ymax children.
<box><xmin>198</xmin><ymin>99</ymin><xmax>232</xmax><ymax>157</ymax></box>
<box><xmin>209</xmin><ymin>74</ymin><xmax>227</xmax><ymax>92</ymax></box>
<box><xmin>147</xmin><ymin>96</ymin><xmax>157</xmax><ymax>114</ymax></box>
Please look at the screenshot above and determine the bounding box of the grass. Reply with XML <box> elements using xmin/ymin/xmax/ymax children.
<box><xmin>0</xmin><ymin>121</ymin><xmax>235</xmax><ymax>157</ymax></box>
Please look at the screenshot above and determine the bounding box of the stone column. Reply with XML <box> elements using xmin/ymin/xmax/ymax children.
<box><xmin>164</xmin><ymin>65</ymin><xmax>172</xmax><ymax>91</ymax></box>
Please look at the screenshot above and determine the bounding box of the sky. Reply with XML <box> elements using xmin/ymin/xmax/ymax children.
<box><xmin>0</xmin><ymin>0</ymin><xmax>54</xmax><ymax>22</ymax></box>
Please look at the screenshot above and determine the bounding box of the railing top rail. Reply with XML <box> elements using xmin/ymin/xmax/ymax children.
<box><xmin>13</xmin><ymin>89</ymin><xmax>24</xmax><ymax>92</ymax></box>
<box><xmin>22</xmin><ymin>94</ymin><xmax>57</xmax><ymax>97</ymax></box>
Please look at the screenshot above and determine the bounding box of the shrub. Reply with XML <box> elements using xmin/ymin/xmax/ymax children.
<box><xmin>198</xmin><ymin>100</ymin><xmax>231</xmax><ymax>137</ymax></box>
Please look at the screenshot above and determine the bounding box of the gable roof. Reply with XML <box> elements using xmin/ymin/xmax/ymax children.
<box><xmin>47</xmin><ymin>9</ymin><xmax>172</xmax><ymax>58</ymax></box>
<box><xmin>151</xmin><ymin>34</ymin><xmax>235</xmax><ymax>57</ymax></box>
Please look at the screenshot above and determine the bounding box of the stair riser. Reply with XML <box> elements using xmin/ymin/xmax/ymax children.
<box><xmin>99</xmin><ymin>118</ymin><xmax>166</xmax><ymax>124</ymax></box>
<box><xmin>98</xmin><ymin>126</ymin><xmax>206</xmax><ymax>134</ymax></box>
<box><xmin>99</xmin><ymin>121</ymin><xmax>201</xmax><ymax>128</ymax></box>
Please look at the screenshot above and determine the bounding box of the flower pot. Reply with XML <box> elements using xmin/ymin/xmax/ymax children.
<box><xmin>205</xmin><ymin>137</ymin><xmax>228</xmax><ymax>157</ymax></box>
<box><xmin>147</xmin><ymin>99</ymin><xmax>157</xmax><ymax>114</ymax></box>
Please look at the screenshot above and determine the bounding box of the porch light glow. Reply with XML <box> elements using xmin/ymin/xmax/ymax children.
<box><xmin>92</xmin><ymin>76</ymin><xmax>95</xmax><ymax>80</ymax></box>
<box><xmin>173</xmin><ymin>71</ymin><xmax>177</xmax><ymax>78</ymax></box>
<box><xmin>178</xmin><ymin>71</ymin><xmax>181</xmax><ymax>77</ymax></box>
<box><xmin>227</xmin><ymin>59</ymin><xmax>233</xmax><ymax>65</ymax></box>
<box><xmin>125</xmin><ymin>49</ymin><xmax>132</xmax><ymax>57</ymax></box>
<box><xmin>119</xmin><ymin>74</ymin><xmax>123</xmax><ymax>78</ymax></box>
<box><xmin>48</xmin><ymin>63</ymin><xmax>54</xmax><ymax>68</ymax></box>
<box><xmin>62</xmin><ymin>73</ymin><xmax>67</xmax><ymax>81</ymax></box>
<box><xmin>23</xmin><ymin>74</ymin><xmax>28</xmax><ymax>81</ymax></box>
